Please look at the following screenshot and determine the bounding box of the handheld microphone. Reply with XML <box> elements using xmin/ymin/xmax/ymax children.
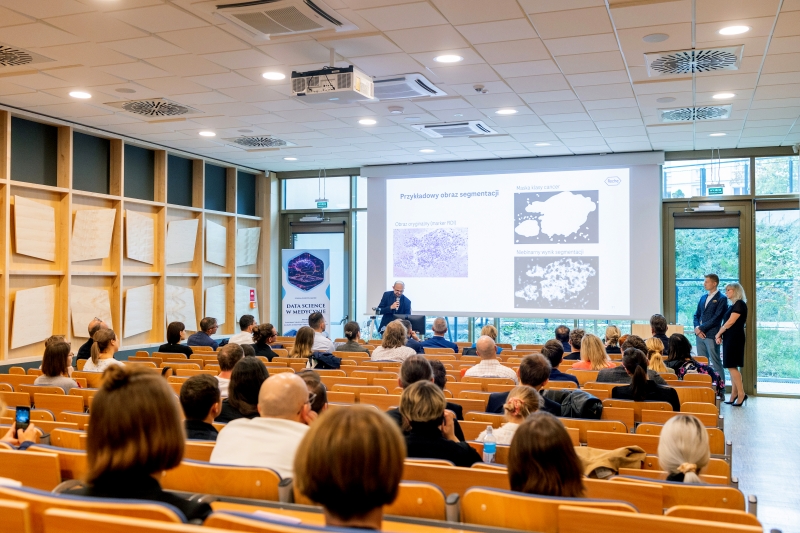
<box><xmin>395</xmin><ymin>296</ymin><xmax>400</xmax><ymax>310</ymax></box>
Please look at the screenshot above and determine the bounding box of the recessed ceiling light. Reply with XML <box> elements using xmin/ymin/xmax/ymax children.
<box><xmin>713</xmin><ymin>92</ymin><xmax>736</xmax><ymax>100</ymax></box>
<box><xmin>433</xmin><ymin>54</ymin><xmax>463</xmax><ymax>63</ymax></box>
<box><xmin>656</xmin><ymin>97</ymin><xmax>676</xmax><ymax>104</ymax></box>
<box><xmin>198</xmin><ymin>131</ymin><xmax>216</xmax><ymax>137</ymax></box>
<box><xmin>69</xmin><ymin>91</ymin><xmax>91</xmax><ymax>99</ymax></box>
<box><xmin>262</xmin><ymin>72</ymin><xmax>286</xmax><ymax>80</ymax></box>
<box><xmin>534</xmin><ymin>143</ymin><xmax>551</xmax><ymax>147</ymax></box>
<box><xmin>358</xmin><ymin>119</ymin><xmax>377</xmax><ymax>125</ymax></box>
<box><xmin>284</xmin><ymin>157</ymin><xmax>297</xmax><ymax>161</ymax></box>
<box><xmin>709</xmin><ymin>133</ymin><xmax>727</xmax><ymax>137</ymax></box>
<box><xmin>719</xmin><ymin>26</ymin><xmax>750</xmax><ymax>35</ymax></box>
<box><xmin>419</xmin><ymin>149</ymin><xmax>436</xmax><ymax>153</ymax></box>
<box><xmin>496</xmin><ymin>109</ymin><xmax>517</xmax><ymax>115</ymax></box>
<box><xmin>643</xmin><ymin>33</ymin><xmax>669</xmax><ymax>43</ymax></box>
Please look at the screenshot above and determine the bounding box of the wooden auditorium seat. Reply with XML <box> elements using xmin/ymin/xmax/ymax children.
<box><xmin>27</xmin><ymin>445</ymin><xmax>87</xmax><ymax>482</ymax></box>
<box><xmin>0</xmin><ymin>499</ymin><xmax>30</xmax><ymax>533</ymax></box>
<box><xmin>0</xmin><ymin>449</ymin><xmax>62</xmax><ymax>491</ymax></box>
<box><xmin>161</xmin><ymin>461</ymin><xmax>282</xmax><ymax>501</ymax></box>
<box><xmin>557</xmin><ymin>505</ymin><xmax>761</xmax><ymax>533</ymax></box>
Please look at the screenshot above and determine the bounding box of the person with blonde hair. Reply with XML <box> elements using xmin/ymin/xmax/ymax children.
<box><xmin>400</xmin><ymin>381</ymin><xmax>482</xmax><ymax>466</ymax></box>
<box><xmin>83</xmin><ymin>328</ymin><xmax>123</xmax><ymax>372</ymax></box>
<box><xmin>290</xmin><ymin>326</ymin><xmax>315</xmax><ymax>359</ymax></box>
<box><xmin>658</xmin><ymin>414</ymin><xmax>710</xmax><ymax>484</ymax></box>
<box><xmin>477</xmin><ymin>386</ymin><xmax>541</xmax><ymax>445</ymax></box>
<box><xmin>292</xmin><ymin>325</ymin><xmax>341</xmax><ymax>369</ymax></box>
<box><xmin>371</xmin><ymin>320</ymin><xmax>416</xmax><ymax>362</ymax></box>
<box><xmin>716</xmin><ymin>282</ymin><xmax>748</xmax><ymax>406</ymax></box>
<box><xmin>646</xmin><ymin>337</ymin><xmax>674</xmax><ymax>374</ymax></box>
<box><xmin>571</xmin><ymin>334</ymin><xmax>614</xmax><ymax>370</ymax></box>
<box><xmin>295</xmin><ymin>406</ymin><xmax>405</xmax><ymax>530</ymax></box>
<box><xmin>604</xmin><ymin>325</ymin><xmax>621</xmax><ymax>355</ymax></box>
<box><xmin>468</xmin><ymin>324</ymin><xmax>502</xmax><ymax>354</ymax></box>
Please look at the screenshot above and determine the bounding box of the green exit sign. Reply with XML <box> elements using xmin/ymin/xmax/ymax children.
<box><xmin>316</xmin><ymin>201</ymin><xmax>328</xmax><ymax>209</ymax></box>
<box><xmin>708</xmin><ymin>186</ymin><xmax>724</xmax><ymax>195</ymax></box>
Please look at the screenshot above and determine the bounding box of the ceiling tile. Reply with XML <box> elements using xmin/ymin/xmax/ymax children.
<box><xmin>582</xmin><ymin>97</ymin><xmax>639</xmax><ymax>109</ymax></box>
<box><xmin>463</xmin><ymin>93</ymin><xmax>526</xmax><ymax>108</ymax></box>
<box><xmin>102</xmin><ymin>37</ymin><xmax>187</xmax><ymax>59</ymax></box>
<box><xmin>0</xmin><ymin>22</ymin><xmax>82</xmax><ymax>48</ymax></box>
<box><xmin>609</xmin><ymin>0</ymin><xmax>691</xmax><ymax>29</ymax></box>
<box><xmin>174</xmin><ymin>92</ymin><xmax>237</xmax><ymax>105</ymax></box>
<box><xmin>529</xmin><ymin>7</ymin><xmax>613</xmax><ymax>39</ymax></box>
<box><xmin>762</xmin><ymin>52</ymin><xmax>800</xmax><ymax>74</ymax></box>
<box><xmin>201</xmin><ymin>50</ymin><xmax>281</xmax><ymax>70</ymax></box>
<box><xmin>696</xmin><ymin>16</ymin><xmax>777</xmax><ymax>41</ymax></box>
<box><xmin>455</xmin><ymin>19</ymin><xmax>537</xmax><ymax>45</ymax></box>
<box><xmin>430</xmin><ymin>0</ymin><xmax>524</xmax><ymax>25</ymax></box>
<box><xmin>696</xmin><ymin>0</ymin><xmax>781</xmax><ymax>22</ymax></box>
<box><xmin>428</xmin><ymin>64</ymin><xmax>500</xmax><ymax>84</ymax></box>
<box><xmin>556</xmin><ymin>51</ymin><xmax>625</xmax><ymax>74</ymax></box>
<box><xmin>474</xmin><ymin>39</ymin><xmax>551</xmax><ymax>64</ymax></box>
<box><xmin>695</xmin><ymin>72</ymin><xmax>758</xmax><ymax>92</ymax></box>
<box><xmin>109</xmin><ymin>4</ymin><xmax>208</xmax><ymax>33</ymax></box>
<box><xmin>33</xmin><ymin>42</ymin><xmax>137</xmax><ymax>67</ymax></box>
<box><xmin>258</xmin><ymin>40</ymin><xmax>336</xmax><ymax>64</ymax></box>
<box><xmin>588</xmin><ymin>107</ymin><xmax>641</xmax><ymax>121</ymax></box>
<box><xmin>45</xmin><ymin>11</ymin><xmax>147</xmax><ymax>42</ymax></box>
<box><xmin>414</xmin><ymin>97</ymin><xmax>472</xmax><ymax>110</ymax></box>
<box><xmin>386</xmin><ymin>25</ymin><xmax>470</xmax><ymax>54</ymax></box>
<box><xmin>42</xmin><ymin>65</ymin><xmax>125</xmax><ymax>87</ymax></box>
<box><xmin>616</xmin><ymin>24</ymin><xmax>693</xmax><ymax>67</ymax></box>
<box><xmin>147</xmin><ymin>55</ymin><xmax>230</xmax><ymax>77</ymax></box>
<box><xmin>540</xmin><ymin>112</ymin><xmax>592</xmax><ymax>123</ymax></box>
<box><xmin>449</xmin><ymin>80</ymin><xmax>513</xmax><ymax>96</ymax></box>
<box><xmin>349</xmin><ymin>53</ymin><xmax>423</xmax><ymax>76</ymax></box>
<box><xmin>633</xmin><ymin>79</ymin><xmax>692</xmax><ymax>95</ymax></box>
<box><xmin>0</xmin><ymin>0</ymin><xmax>90</xmax><ymax>18</ymax></box>
<box><xmin>158</xmin><ymin>26</ymin><xmax>249</xmax><ymax>55</ymax></box>
<box><xmin>567</xmin><ymin>70</ymin><xmax>630</xmax><ymax>87</ymax></box>
<box><xmin>355</xmin><ymin>3</ymin><xmax>447</xmax><ymax>31</ymax></box>
<box><xmin>519</xmin><ymin>90</ymin><xmax>578</xmax><ymax>103</ymax></box>
<box><xmin>185</xmin><ymin>72</ymin><xmax>258</xmax><ymax>90</ymax></box>
<box><xmin>519</xmin><ymin>0</ymin><xmax>605</xmax><ymax>14</ymax></box>
<box><xmin>529</xmin><ymin>100</ymin><xmax>586</xmax><ymax>115</ymax></box>
<box><xmin>575</xmin><ymin>82</ymin><xmax>634</xmax><ymax>100</ymax></box>
<box><xmin>98</xmin><ymin>61</ymin><xmax>172</xmax><ymax>80</ymax></box>
<box><xmin>134</xmin><ymin>76</ymin><xmax>212</xmax><ymax>95</ymax></box>
<box><xmin>505</xmin><ymin>73</ymin><xmax>571</xmax><ymax>93</ymax></box>
<box><xmin>494</xmin><ymin>60</ymin><xmax>562</xmax><ymax>78</ymax></box>
<box><xmin>0</xmin><ymin>6</ymin><xmax>33</xmax><ymax>27</ymax></box>
<box><xmin>319</xmin><ymin>34</ymin><xmax>401</xmax><ymax>57</ymax></box>
<box><xmin>543</xmin><ymin>33</ymin><xmax>620</xmax><ymax>56</ymax></box>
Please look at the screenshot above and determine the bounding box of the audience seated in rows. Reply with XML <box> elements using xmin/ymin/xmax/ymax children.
<box><xmin>298</xmin><ymin>370</ymin><xmax>329</xmax><ymax>415</ymax></box>
<box><xmin>650</xmin><ymin>313</ymin><xmax>671</xmax><ymax>354</ymax></box>
<box><xmin>69</xmin><ymin>365</ymin><xmax>212</xmax><ymax>522</ymax></box>
<box><xmin>604</xmin><ymin>325</ymin><xmax>622</xmax><ymax>355</ymax></box>
<box><xmin>555</xmin><ymin>325</ymin><xmax>571</xmax><ymax>354</ymax></box>
<box><xmin>508</xmin><ymin>412</ymin><xmax>585</xmax><ymax>497</ymax></box>
<box><xmin>34</xmin><ymin>340</ymin><xmax>79</xmax><ymax>393</ymax></box>
<box><xmin>596</xmin><ymin>335</ymin><xmax>667</xmax><ymax>385</ymax></box>
<box><xmin>293</xmin><ymin>326</ymin><xmax>341</xmax><ymax>369</ymax></box>
<box><xmin>211</xmin><ymin>372</ymin><xmax>315</xmax><ymax>478</ymax></box>
<box><xmin>215</xmin><ymin>356</ymin><xmax>268</xmax><ymax>423</ymax></box>
<box><xmin>646</xmin><ymin>338</ymin><xmax>675</xmax><ymax>374</ymax></box>
<box><xmin>564</xmin><ymin>328</ymin><xmax>584</xmax><ymax>360</ymax></box>
<box><xmin>611</xmin><ymin>349</ymin><xmax>681</xmax><ymax>411</ymax></box>
<box><xmin>372</xmin><ymin>320</ymin><xmax>416</xmax><ymax>362</ymax></box>
<box><xmin>469</xmin><ymin>325</ymin><xmax>503</xmax><ymax>354</ymax></box>
<box><xmin>180</xmin><ymin>374</ymin><xmax>222</xmax><ymax>441</ymax></box>
<box><xmin>309</xmin><ymin>312</ymin><xmax>335</xmax><ymax>353</ymax></box>
<box><xmin>402</xmin><ymin>319</ymin><xmax>424</xmax><ymax>354</ymax></box>
<box><xmin>385</xmin><ymin>355</ymin><xmax>465</xmax><ymax>441</ymax></box>
<box><xmin>215</xmin><ymin>343</ymin><xmax>244</xmax><ymax>399</ymax></box>
<box><xmin>187</xmin><ymin>317</ymin><xmax>219</xmax><ymax>350</ymax></box>
<box><xmin>400</xmin><ymin>380</ymin><xmax>482</xmax><ymax>467</ymax></box>
<box><xmin>541</xmin><ymin>340</ymin><xmax>580</xmax><ymax>386</ymax></box>
<box><xmin>294</xmin><ymin>406</ymin><xmax>404</xmax><ymax>530</ymax></box>
<box><xmin>464</xmin><ymin>336</ymin><xmax>518</xmax><ymax>383</ymax></box>
<box><xmin>420</xmin><ymin>317</ymin><xmax>459</xmax><ymax>352</ymax></box>
<box><xmin>658</xmin><ymin>414</ymin><xmax>710</xmax><ymax>484</ymax></box>
<box><xmin>75</xmin><ymin>318</ymin><xmax>107</xmax><ymax>363</ymax></box>
<box><xmin>336</xmin><ymin>321</ymin><xmax>371</xmax><ymax>353</ymax></box>
<box><xmin>665</xmin><ymin>333</ymin><xmax>724</xmax><ymax>395</ymax></box>
<box><xmin>228</xmin><ymin>314</ymin><xmax>257</xmax><ymax>346</ymax></box>
<box><xmin>477</xmin><ymin>385</ymin><xmax>540</xmax><ymax>445</ymax></box>
<box><xmin>83</xmin><ymin>328</ymin><xmax>123</xmax><ymax>373</ymax></box>
<box><xmin>571</xmin><ymin>334</ymin><xmax>615</xmax><ymax>370</ymax></box>
<box><xmin>252</xmin><ymin>323</ymin><xmax>279</xmax><ymax>360</ymax></box>
<box><xmin>158</xmin><ymin>321</ymin><xmax>193</xmax><ymax>357</ymax></box>
<box><xmin>487</xmin><ymin>354</ymin><xmax>561</xmax><ymax>416</ymax></box>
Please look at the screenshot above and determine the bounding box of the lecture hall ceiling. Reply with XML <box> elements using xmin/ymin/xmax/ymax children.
<box><xmin>0</xmin><ymin>0</ymin><xmax>798</xmax><ymax>171</ymax></box>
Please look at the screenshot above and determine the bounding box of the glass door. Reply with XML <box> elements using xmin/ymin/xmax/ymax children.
<box><xmin>284</xmin><ymin>214</ymin><xmax>350</xmax><ymax>340</ymax></box>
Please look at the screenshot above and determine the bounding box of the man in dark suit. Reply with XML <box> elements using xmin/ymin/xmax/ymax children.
<box><xmin>541</xmin><ymin>339</ymin><xmax>580</xmax><ymax>386</ymax></box>
<box><xmin>555</xmin><ymin>325</ymin><xmax>571</xmax><ymax>354</ymax></box>
<box><xmin>486</xmin><ymin>354</ymin><xmax>561</xmax><ymax>416</ymax></box>
<box><xmin>376</xmin><ymin>281</ymin><xmax>411</xmax><ymax>333</ymax></box>
<box><xmin>692</xmin><ymin>273</ymin><xmax>728</xmax><ymax>382</ymax></box>
<box><xmin>384</xmin><ymin>355</ymin><xmax>466</xmax><ymax>441</ymax></box>
<box><xmin>401</xmin><ymin>319</ymin><xmax>424</xmax><ymax>354</ymax></box>
<box><xmin>75</xmin><ymin>318</ymin><xmax>107</xmax><ymax>365</ymax></box>
<box><xmin>650</xmin><ymin>313</ymin><xmax>671</xmax><ymax>354</ymax></box>
<box><xmin>420</xmin><ymin>317</ymin><xmax>460</xmax><ymax>352</ymax></box>
<box><xmin>563</xmin><ymin>328</ymin><xmax>584</xmax><ymax>360</ymax></box>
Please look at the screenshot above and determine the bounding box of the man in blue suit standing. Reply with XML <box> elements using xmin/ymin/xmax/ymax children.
<box><xmin>376</xmin><ymin>281</ymin><xmax>411</xmax><ymax>334</ymax></box>
<box><xmin>693</xmin><ymin>273</ymin><xmax>728</xmax><ymax>393</ymax></box>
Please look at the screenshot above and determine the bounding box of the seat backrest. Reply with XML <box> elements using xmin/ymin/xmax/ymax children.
<box><xmin>641</xmin><ymin>455</ymin><xmax>730</xmax><ymax>482</ymax></box>
<box><xmin>422</xmin><ymin>348</ymin><xmax>455</xmax><ymax>354</ymax></box>
<box><xmin>545</xmin><ymin>381</ymin><xmax>578</xmax><ymax>390</ymax></box>
<box><xmin>446</xmin><ymin>397</ymin><xmax>485</xmax><ymax>413</ymax></box>
<box><xmin>462</xmin><ymin>487</ymin><xmax>636</xmax><ymax>533</ymax></box>
<box><xmin>402</xmin><ymin>462</ymin><xmax>509</xmax><ymax>496</ymax></box>
<box><xmin>640</xmin><ymin>409</ymin><xmax>718</xmax><ymax>428</ymax></box>
<box><xmin>9</xmin><ymin>367</ymin><xmax>26</xmax><ymax>375</ymax></box>
<box><xmin>462</xmin><ymin>376</ymin><xmax>515</xmax><ymax>390</ymax></box>
<box><xmin>664</xmin><ymin>505</ymin><xmax>762</xmax><ymax>527</ymax></box>
<box><xmin>50</xmin><ymin>429</ymin><xmax>87</xmax><ymax>451</ymax></box>
<box><xmin>154</xmin><ymin>352</ymin><xmax>187</xmax><ymax>360</ymax></box>
<box><xmin>381</xmin><ymin>481</ymin><xmax>447</xmax><ymax>521</ymax></box>
<box><xmin>464</xmin><ymin>411</ymin><xmax>505</xmax><ymax>428</ymax></box>
<box><xmin>1</xmin><ymin>391</ymin><xmax>31</xmax><ymax>408</ymax></box>
<box><xmin>674</xmin><ymin>387</ymin><xmax>716</xmax><ymax>405</ymax></box>
<box><xmin>0</xmin><ymin>449</ymin><xmax>62</xmax><ymax>491</ymax></box>
<box><xmin>159</xmin><ymin>362</ymin><xmax>201</xmax><ymax>371</ymax></box>
<box><xmin>55</xmin><ymin>412</ymin><xmax>90</xmax><ymax>430</ymax></box>
<box><xmin>583</xmin><ymin>477</ymin><xmax>663</xmax><ymax>514</ymax></box>
<box><xmin>325</xmin><ymin>391</ymin><xmax>356</xmax><ymax>404</ymax></box>
<box><xmin>445</xmin><ymin>382</ymin><xmax>483</xmax><ymax>395</ymax></box>
<box><xmin>330</xmin><ymin>385</ymin><xmax>386</xmax><ymax>401</ymax></box>
<box><xmin>681</xmin><ymin>402</ymin><xmax>718</xmax><ymax>415</ymax></box>
<box><xmin>319</xmin><ymin>377</ymin><xmax>368</xmax><ymax>389</ymax></box>
<box><xmin>0</xmin><ymin>383</ymin><xmax>13</xmax><ymax>392</ymax></box>
<box><xmin>601</xmin><ymin>399</ymin><xmax>673</xmax><ymax>422</ymax></box>
<box><xmin>617</xmin><ymin>468</ymin><xmax>728</xmax><ymax>486</ymax></box>
<box><xmin>560</xmin><ymin>418</ymin><xmax>628</xmax><ymax>444</ymax></box>
<box><xmin>467</xmin><ymin>441</ymin><xmax>510</xmax><ymax>464</ymax></box>
<box><xmin>32</xmin><ymin>395</ymin><xmax>84</xmax><ymax>418</ymax></box>
<box><xmin>71</xmin><ymin>373</ymin><xmax>103</xmax><ymax>389</ymax></box>
<box><xmin>27</xmin><ymin>445</ymin><xmax>87</xmax><ymax>481</ymax></box>
<box><xmin>460</xmin><ymin>420</ymin><xmax>489</xmax><ymax>441</ymax></box>
<box><xmin>19</xmin><ymin>386</ymin><xmax>64</xmax><ymax>404</ymax></box>
<box><xmin>25</xmin><ymin>369</ymin><xmax>40</xmax><ymax>377</ymax></box>
<box><xmin>612</xmin><ymin>477</ymin><xmax>746</xmax><ymax>510</ymax></box>
<box><xmin>161</xmin><ymin>461</ymin><xmax>281</xmax><ymax>501</ymax></box>
<box><xmin>357</xmin><ymin>393</ymin><xmax>399</xmax><ymax>411</ymax></box>
<box><xmin>600</xmin><ymin>407</ymin><xmax>635</xmax><ymax>428</ymax></box>
<box><xmin>125</xmin><ymin>361</ymin><xmax>158</xmax><ymax>369</ymax></box>
<box><xmin>182</xmin><ymin>441</ymin><xmax>215</xmax><ymax>462</ymax></box>
<box><xmin>456</xmin><ymin>391</ymin><xmax>491</xmax><ymax>409</ymax></box>
<box><xmin>557</xmin><ymin>505</ymin><xmax>761</xmax><ymax>533</ymax></box>
<box><xmin>565</xmin><ymin>370</ymin><xmax>600</xmax><ymax>386</ymax></box>
<box><xmin>586</xmin><ymin>430</ymin><xmax>660</xmax><ymax>454</ymax></box>
<box><xmin>0</xmin><ymin>375</ymin><xmax>37</xmax><ymax>389</ymax></box>
<box><xmin>0</xmin><ymin>498</ymin><xmax>30</xmax><ymax>533</ymax></box>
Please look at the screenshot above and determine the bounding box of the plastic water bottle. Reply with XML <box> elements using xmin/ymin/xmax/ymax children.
<box><xmin>482</xmin><ymin>426</ymin><xmax>496</xmax><ymax>463</ymax></box>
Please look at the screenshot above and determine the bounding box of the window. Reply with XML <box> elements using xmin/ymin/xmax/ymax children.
<box><xmin>499</xmin><ymin>318</ymin><xmax>562</xmax><ymax>345</ymax></box>
<box><xmin>755</xmin><ymin>156</ymin><xmax>799</xmax><ymax>195</ymax></box>
<box><xmin>425</xmin><ymin>317</ymin><xmax>469</xmax><ymax>342</ymax></box>
<box><xmin>355</xmin><ymin>211</ymin><xmax>369</xmax><ymax>337</ymax></box>
<box><xmin>283</xmin><ymin>176</ymin><xmax>350</xmax><ymax>210</ymax></box>
<box><xmin>356</xmin><ymin>176</ymin><xmax>367</xmax><ymax>208</ymax></box>
<box><xmin>663</xmin><ymin>159</ymin><xmax>750</xmax><ymax>198</ymax></box>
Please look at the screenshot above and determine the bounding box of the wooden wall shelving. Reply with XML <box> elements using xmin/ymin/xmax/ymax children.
<box><xmin>0</xmin><ymin>109</ymin><xmax>270</xmax><ymax>362</ymax></box>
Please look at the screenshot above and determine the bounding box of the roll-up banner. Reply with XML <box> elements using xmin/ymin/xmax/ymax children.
<box><xmin>281</xmin><ymin>249</ymin><xmax>331</xmax><ymax>333</ymax></box>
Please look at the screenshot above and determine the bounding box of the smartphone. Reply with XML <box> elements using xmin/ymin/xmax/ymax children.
<box><xmin>15</xmin><ymin>406</ymin><xmax>30</xmax><ymax>432</ymax></box>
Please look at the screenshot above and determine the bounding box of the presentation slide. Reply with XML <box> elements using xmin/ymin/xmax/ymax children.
<box><xmin>384</xmin><ymin>169</ymin><xmax>631</xmax><ymax>317</ymax></box>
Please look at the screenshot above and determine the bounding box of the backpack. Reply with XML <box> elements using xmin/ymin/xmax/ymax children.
<box><xmin>542</xmin><ymin>389</ymin><xmax>603</xmax><ymax>419</ymax></box>
<box><xmin>306</xmin><ymin>351</ymin><xmax>342</xmax><ymax>370</ymax></box>
<box><xmin>676</xmin><ymin>359</ymin><xmax>724</xmax><ymax>393</ymax></box>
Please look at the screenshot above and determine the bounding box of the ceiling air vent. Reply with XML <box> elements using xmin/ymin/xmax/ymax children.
<box><xmin>215</xmin><ymin>0</ymin><xmax>356</xmax><ymax>39</ymax></box>
<box><xmin>106</xmin><ymin>98</ymin><xmax>203</xmax><ymax>118</ymax></box>
<box><xmin>660</xmin><ymin>105</ymin><xmax>732</xmax><ymax>122</ymax></box>
<box><xmin>373</xmin><ymin>73</ymin><xmax>447</xmax><ymax>100</ymax></box>
<box><xmin>645</xmin><ymin>46</ymin><xmax>743</xmax><ymax>77</ymax></box>
<box><xmin>411</xmin><ymin>121</ymin><xmax>498</xmax><ymax>138</ymax></box>
<box><xmin>225</xmin><ymin>135</ymin><xmax>298</xmax><ymax>151</ymax></box>
<box><xmin>0</xmin><ymin>42</ymin><xmax>53</xmax><ymax>67</ymax></box>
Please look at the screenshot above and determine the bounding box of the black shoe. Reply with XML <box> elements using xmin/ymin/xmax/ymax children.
<box><xmin>723</xmin><ymin>399</ymin><xmax>734</xmax><ymax>405</ymax></box>
<box><xmin>731</xmin><ymin>394</ymin><xmax>748</xmax><ymax>407</ymax></box>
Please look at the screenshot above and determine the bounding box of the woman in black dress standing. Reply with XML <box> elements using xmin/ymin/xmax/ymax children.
<box><xmin>716</xmin><ymin>282</ymin><xmax>748</xmax><ymax>406</ymax></box>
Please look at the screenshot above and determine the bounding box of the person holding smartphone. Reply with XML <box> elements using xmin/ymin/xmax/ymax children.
<box><xmin>0</xmin><ymin>401</ymin><xmax>39</xmax><ymax>449</ymax></box>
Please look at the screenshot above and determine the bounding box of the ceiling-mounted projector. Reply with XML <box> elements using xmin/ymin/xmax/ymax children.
<box><xmin>291</xmin><ymin>65</ymin><xmax>374</xmax><ymax>104</ymax></box>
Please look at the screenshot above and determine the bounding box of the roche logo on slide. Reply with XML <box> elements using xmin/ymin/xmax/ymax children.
<box><xmin>605</xmin><ymin>176</ymin><xmax>621</xmax><ymax>186</ymax></box>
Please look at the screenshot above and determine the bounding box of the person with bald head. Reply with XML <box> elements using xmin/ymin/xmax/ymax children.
<box><xmin>75</xmin><ymin>318</ymin><xmax>108</xmax><ymax>365</ymax></box>
<box><xmin>376</xmin><ymin>281</ymin><xmax>411</xmax><ymax>334</ymax></box>
<box><xmin>419</xmin><ymin>317</ymin><xmax>459</xmax><ymax>353</ymax></box>
<box><xmin>210</xmin><ymin>372</ymin><xmax>316</xmax><ymax>478</ymax></box>
<box><xmin>463</xmin><ymin>336</ymin><xmax>518</xmax><ymax>383</ymax></box>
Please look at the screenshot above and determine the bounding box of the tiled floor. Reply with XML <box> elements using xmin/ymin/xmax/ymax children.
<box><xmin>723</xmin><ymin>396</ymin><xmax>800</xmax><ymax>532</ymax></box>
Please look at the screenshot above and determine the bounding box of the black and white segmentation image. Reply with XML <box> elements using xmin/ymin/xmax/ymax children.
<box><xmin>393</xmin><ymin>227</ymin><xmax>468</xmax><ymax>278</ymax></box>
<box><xmin>514</xmin><ymin>190</ymin><xmax>599</xmax><ymax>244</ymax></box>
<box><xmin>514</xmin><ymin>256</ymin><xmax>599</xmax><ymax>310</ymax></box>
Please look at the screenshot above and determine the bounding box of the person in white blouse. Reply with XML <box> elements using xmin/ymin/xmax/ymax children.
<box><xmin>371</xmin><ymin>321</ymin><xmax>416</xmax><ymax>362</ymax></box>
<box><xmin>477</xmin><ymin>385</ymin><xmax>542</xmax><ymax>445</ymax></box>
<box><xmin>82</xmin><ymin>328</ymin><xmax>124</xmax><ymax>372</ymax></box>
<box><xmin>464</xmin><ymin>336</ymin><xmax>518</xmax><ymax>383</ymax></box>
